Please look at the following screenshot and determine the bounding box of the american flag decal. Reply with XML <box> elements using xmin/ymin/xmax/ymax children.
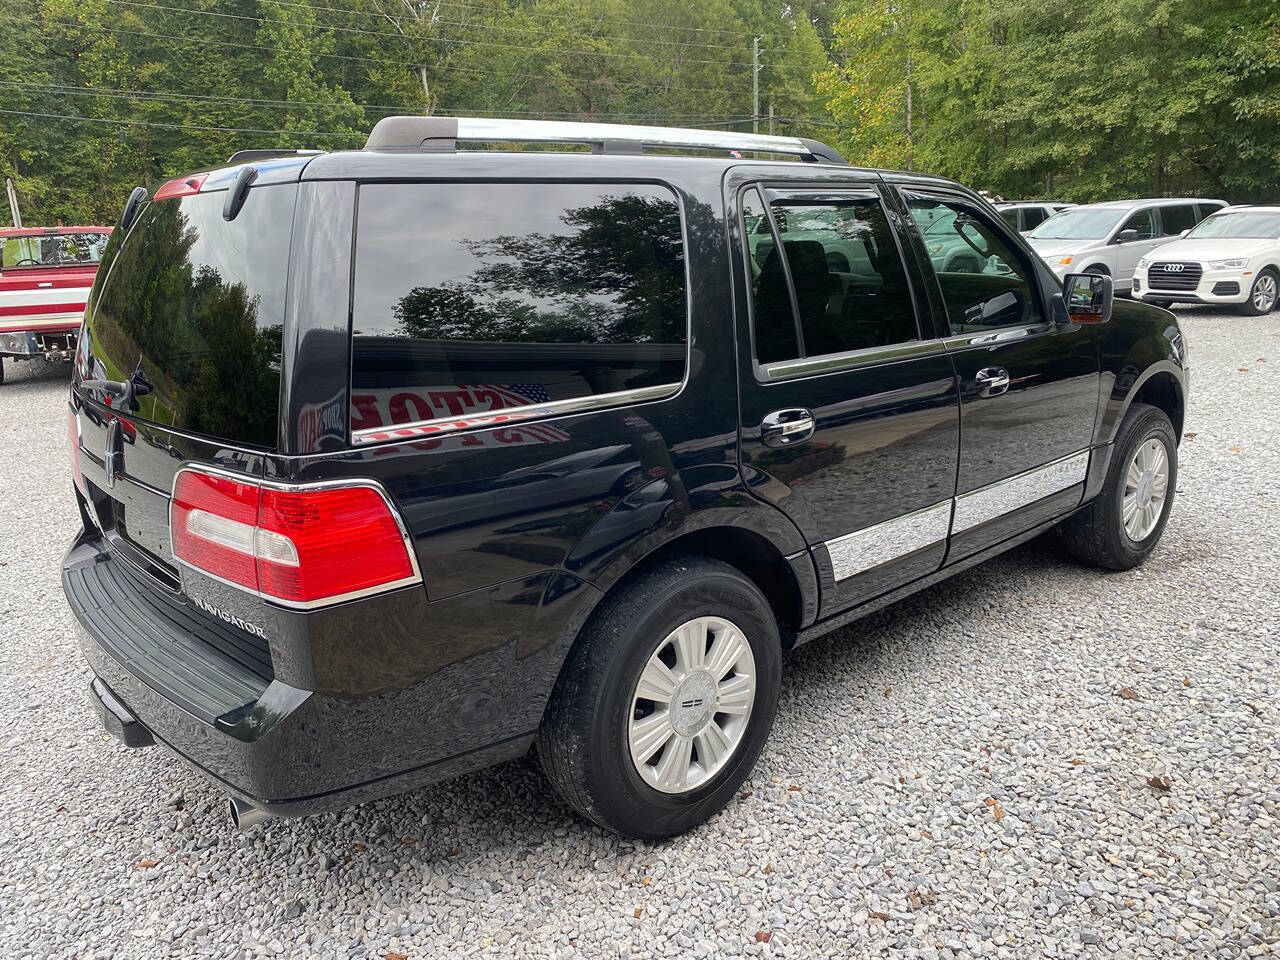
<box><xmin>350</xmin><ymin>383</ymin><xmax>572</xmax><ymax>448</ymax></box>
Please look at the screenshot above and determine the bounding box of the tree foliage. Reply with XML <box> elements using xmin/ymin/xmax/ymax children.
<box><xmin>0</xmin><ymin>0</ymin><xmax>1276</xmax><ymax>223</ymax></box>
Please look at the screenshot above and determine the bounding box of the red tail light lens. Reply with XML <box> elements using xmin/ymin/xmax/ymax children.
<box><xmin>171</xmin><ymin>468</ymin><xmax>419</xmax><ymax>608</ymax></box>
<box><xmin>257</xmin><ymin>486</ymin><xmax>417</xmax><ymax>604</ymax></box>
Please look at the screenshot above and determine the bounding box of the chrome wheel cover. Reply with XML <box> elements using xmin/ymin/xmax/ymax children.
<box><xmin>1122</xmin><ymin>437</ymin><xmax>1169</xmax><ymax>541</ymax></box>
<box><xmin>1254</xmin><ymin>274</ymin><xmax>1277</xmax><ymax>312</ymax></box>
<box><xmin>627</xmin><ymin>616</ymin><xmax>756</xmax><ymax>795</ymax></box>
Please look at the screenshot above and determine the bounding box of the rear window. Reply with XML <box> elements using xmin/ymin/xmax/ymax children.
<box><xmin>349</xmin><ymin>181</ymin><xmax>687</xmax><ymax>434</ymax></box>
<box><xmin>81</xmin><ymin>184</ymin><xmax>295</xmax><ymax>449</ymax></box>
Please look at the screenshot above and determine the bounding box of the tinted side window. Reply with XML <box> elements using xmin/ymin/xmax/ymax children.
<box><xmin>1159</xmin><ymin>204</ymin><xmax>1197</xmax><ymax>236</ymax></box>
<box><xmin>1021</xmin><ymin>207</ymin><xmax>1049</xmax><ymax>230</ymax></box>
<box><xmin>744</xmin><ymin>190</ymin><xmax>918</xmax><ymax>363</ymax></box>
<box><xmin>742</xmin><ymin>188</ymin><xmax>799</xmax><ymax>364</ymax></box>
<box><xmin>999</xmin><ymin>208</ymin><xmax>1021</xmax><ymax>229</ymax></box>
<box><xmin>1194</xmin><ymin>202</ymin><xmax>1223</xmax><ymax>223</ymax></box>
<box><xmin>350</xmin><ymin>182</ymin><xmax>687</xmax><ymax>431</ymax></box>
<box><xmin>906</xmin><ymin>194</ymin><xmax>1043</xmax><ymax>332</ymax></box>
<box><xmin>1120</xmin><ymin>209</ymin><xmax>1156</xmax><ymax>240</ymax></box>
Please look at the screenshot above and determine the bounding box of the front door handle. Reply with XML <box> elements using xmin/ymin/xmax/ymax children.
<box><xmin>974</xmin><ymin>367</ymin><xmax>1010</xmax><ymax>398</ymax></box>
<box><xmin>761</xmin><ymin>408</ymin><xmax>815</xmax><ymax>447</ymax></box>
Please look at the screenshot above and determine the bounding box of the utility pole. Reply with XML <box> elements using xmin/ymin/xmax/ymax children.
<box><xmin>768</xmin><ymin>103</ymin><xmax>774</xmax><ymax>135</ymax></box>
<box><xmin>5</xmin><ymin>178</ymin><xmax>20</xmax><ymax>229</ymax></box>
<box><xmin>752</xmin><ymin>37</ymin><xmax>760</xmax><ymax>135</ymax></box>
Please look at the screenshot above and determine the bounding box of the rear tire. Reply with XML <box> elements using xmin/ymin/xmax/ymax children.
<box><xmin>1058</xmin><ymin>402</ymin><xmax>1177</xmax><ymax>570</ymax></box>
<box><xmin>1239</xmin><ymin>268</ymin><xmax>1278</xmax><ymax>316</ymax></box>
<box><xmin>1148</xmin><ymin>298</ymin><xmax>1174</xmax><ymax>309</ymax></box>
<box><xmin>537</xmin><ymin>556</ymin><xmax>781</xmax><ymax>838</ymax></box>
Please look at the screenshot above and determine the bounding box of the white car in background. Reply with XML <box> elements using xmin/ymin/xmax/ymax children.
<box><xmin>1027</xmin><ymin>198</ymin><xmax>1226</xmax><ymax>293</ymax></box>
<box><xmin>1133</xmin><ymin>206</ymin><xmax>1280</xmax><ymax>315</ymax></box>
<box><xmin>993</xmin><ymin>201</ymin><xmax>1074</xmax><ymax>234</ymax></box>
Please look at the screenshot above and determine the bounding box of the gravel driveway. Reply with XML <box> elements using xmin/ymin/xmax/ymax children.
<box><xmin>1</xmin><ymin>307</ymin><xmax>1276</xmax><ymax>960</ymax></box>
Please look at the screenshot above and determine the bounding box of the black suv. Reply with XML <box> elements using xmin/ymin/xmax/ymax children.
<box><xmin>64</xmin><ymin>118</ymin><xmax>1188</xmax><ymax>837</ymax></box>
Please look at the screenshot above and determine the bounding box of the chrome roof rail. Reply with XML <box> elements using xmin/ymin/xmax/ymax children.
<box><xmin>226</xmin><ymin>148</ymin><xmax>324</xmax><ymax>165</ymax></box>
<box><xmin>363</xmin><ymin>116</ymin><xmax>846</xmax><ymax>164</ymax></box>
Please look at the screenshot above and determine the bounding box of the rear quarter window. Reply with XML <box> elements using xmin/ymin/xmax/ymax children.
<box><xmin>349</xmin><ymin>181</ymin><xmax>688</xmax><ymax>437</ymax></box>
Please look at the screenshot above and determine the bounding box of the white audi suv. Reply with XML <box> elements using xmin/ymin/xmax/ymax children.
<box><xmin>1132</xmin><ymin>205</ymin><xmax>1280</xmax><ymax>315</ymax></box>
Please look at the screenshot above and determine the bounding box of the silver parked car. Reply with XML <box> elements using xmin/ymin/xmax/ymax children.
<box><xmin>994</xmin><ymin>201</ymin><xmax>1074</xmax><ymax>235</ymax></box>
<box><xmin>1027</xmin><ymin>198</ymin><xmax>1226</xmax><ymax>293</ymax></box>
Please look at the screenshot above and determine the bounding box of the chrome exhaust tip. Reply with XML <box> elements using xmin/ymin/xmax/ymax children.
<box><xmin>227</xmin><ymin>797</ymin><xmax>272</xmax><ymax>831</ymax></box>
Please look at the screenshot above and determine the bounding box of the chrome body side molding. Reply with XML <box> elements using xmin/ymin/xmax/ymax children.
<box><xmin>823</xmin><ymin>450</ymin><xmax>1090</xmax><ymax>581</ymax></box>
<box><xmin>826</xmin><ymin>500</ymin><xmax>952</xmax><ymax>582</ymax></box>
<box><xmin>951</xmin><ymin>450</ymin><xmax>1089</xmax><ymax>534</ymax></box>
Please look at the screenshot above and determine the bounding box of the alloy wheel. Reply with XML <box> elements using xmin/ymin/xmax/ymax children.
<box><xmin>627</xmin><ymin>616</ymin><xmax>756</xmax><ymax>794</ymax></box>
<box><xmin>1122</xmin><ymin>437</ymin><xmax>1169</xmax><ymax>541</ymax></box>
<box><xmin>1254</xmin><ymin>274</ymin><xmax>1277</xmax><ymax>313</ymax></box>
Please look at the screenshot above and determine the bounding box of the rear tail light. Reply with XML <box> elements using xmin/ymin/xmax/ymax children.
<box><xmin>170</xmin><ymin>468</ymin><xmax>420</xmax><ymax>608</ymax></box>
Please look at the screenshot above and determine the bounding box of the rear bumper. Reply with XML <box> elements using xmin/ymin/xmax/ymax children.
<box><xmin>64</xmin><ymin>530</ymin><xmax>538</xmax><ymax>816</ymax></box>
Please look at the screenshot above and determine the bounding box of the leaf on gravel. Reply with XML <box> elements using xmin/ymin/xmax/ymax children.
<box><xmin>352</xmin><ymin>842</ymin><xmax>367</xmax><ymax>852</ymax></box>
<box><xmin>1229</xmin><ymin>446</ymin><xmax>1242</xmax><ymax>453</ymax></box>
<box><xmin>992</xmin><ymin>803</ymin><xmax>1005</xmax><ymax>821</ymax></box>
<box><xmin>869</xmin><ymin>911</ymin><xmax>891</xmax><ymax>922</ymax></box>
<box><xmin>739</xmin><ymin>791</ymin><xmax>753</xmax><ymax>800</ymax></box>
<box><xmin>1239</xmin><ymin>367</ymin><xmax>1249</xmax><ymax>372</ymax></box>
<box><xmin>1116</xmin><ymin>687</ymin><xmax>1142</xmax><ymax>701</ymax></box>
<box><xmin>134</xmin><ymin>858</ymin><xmax>159</xmax><ymax>869</ymax></box>
<box><xmin>920</xmin><ymin>889</ymin><xmax>937</xmax><ymax>905</ymax></box>
<box><xmin>763</xmin><ymin>864</ymin><xmax>773</xmax><ymax>874</ymax></box>
<box><xmin>754</xmin><ymin>931</ymin><xmax>772</xmax><ymax>943</ymax></box>
<box><xmin>1147</xmin><ymin>774</ymin><xmax>1172</xmax><ymax>791</ymax></box>
<box><xmin>385</xmin><ymin>953</ymin><xmax>408</xmax><ymax>960</ymax></box>
<box><xmin>1069</xmin><ymin>758</ymin><xmax>1086</xmax><ymax>765</ymax></box>
<box><xmin>400</xmin><ymin>836</ymin><xmax>415</xmax><ymax>846</ymax></box>
<box><xmin>633</xmin><ymin>908</ymin><xmax>642</xmax><ymax>919</ymax></box>
<box><xmin>1182</xmin><ymin>677</ymin><xmax>1191</xmax><ymax>687</ymax></box>
<box><xmin>1183</xmin><ymin>432</ymin><xmax>1197</xmax><ymax>439</ymax></box>
<box><xmin>884</xmin><ymin>687</ymin><xmax>893</xmax><ymax>697</ymax></box>
<box><xmin>788</xmin><ymin>784</ymin><xmax>802</xmax><ymax>792</ymax></box>
<box><xmin>642</xmin><ymin>876</ymin><xmax>651</xmax><ymax>886</ymax></box>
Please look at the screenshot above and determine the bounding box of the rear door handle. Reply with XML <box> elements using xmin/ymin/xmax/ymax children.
<box><xmin>761</xmin><ymin>408</ymin><xmax>815</xmax><ymax>447</ymax></box>
<box><xmin>974</xmin><ymin>367</ymin><xmax>1010</xmax><ymax>398</ymax></box>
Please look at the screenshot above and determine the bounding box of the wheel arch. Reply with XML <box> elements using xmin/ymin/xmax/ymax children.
<box><xmin>1111</xmin><ymin>362</ymin><xmax>1186</xmax><ymax>442</ymax></box>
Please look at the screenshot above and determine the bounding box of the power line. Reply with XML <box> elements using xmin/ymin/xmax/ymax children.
<box><xmin>20</xmin><ymin>13</ymin><xmax>752</xmax><ymax>97</ymax></box>
<box><xmin>0</xmin><ymin>107</ymin><xmax>362</xmax><ymax>138</ymax></box>
<box><xmin>276</xmin><ymin>0</ymin><xmax>803</xmax><ymax>46</ymax></box>
<box><xmin>3</xmin><ymin>81</ymin><xmax>776</xmax><ymax>123</ymax></box>
<box><xmin>99</xmin><ymin>0</ymin><xmax>756</xmax><ymax>67</ymax></box>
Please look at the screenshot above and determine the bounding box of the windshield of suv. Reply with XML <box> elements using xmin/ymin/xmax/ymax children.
<box><xmin>2</xmin><ymin>231</ymin><xmax>109</xmax><ymax>269</ymax></box>
<box><xmin>1186</xmin><ymin>211</ymin><xmax>1280</xmax><ymax>240</ymax></box>
<box><xmin>1029</xmin><ymin>207</ymin><xmax>1126</xmax><ymax>241</ymax></box>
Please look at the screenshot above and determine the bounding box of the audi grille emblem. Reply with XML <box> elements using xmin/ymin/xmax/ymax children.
<box><xmin>1163</xmin><ymin>263</ymin><xmax>1185</xmax><ymax>273</ymax></box>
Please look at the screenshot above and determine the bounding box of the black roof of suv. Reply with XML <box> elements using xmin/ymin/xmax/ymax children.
<box><xmin>65</xmin><ymin>117</ymin><xmax>1189</xmax><ymax>837</ymax></box>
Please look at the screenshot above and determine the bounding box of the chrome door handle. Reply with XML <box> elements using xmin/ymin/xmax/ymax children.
<box><xmin>974</xmin><ymin>367</ymin><xmax>1010</xmax><ymax>398</ymax></box>
<box><xmin>761</xmin><ymin>408</ymin><xmax>815</xmax><ymax>447</ymax></box>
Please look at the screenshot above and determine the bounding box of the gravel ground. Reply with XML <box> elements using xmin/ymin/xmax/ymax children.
<box><xmin>1</xmin><ymin>306</ymin><xmax>1277</xmax><ymax>960</ymax></box>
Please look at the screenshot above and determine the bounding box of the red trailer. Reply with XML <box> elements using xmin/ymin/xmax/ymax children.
<box><xmin>0</xmin><ymin>226</ymin><xmax>111</xmax><ymax>383</ymax></box>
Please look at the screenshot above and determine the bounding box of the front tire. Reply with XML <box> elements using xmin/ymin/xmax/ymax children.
<box><xmin>1240</xmin><ymin>268</ymin><xmax>1278</xmax><ymax>316</ymax></box>
<box><xmin>1058</xmin><ymin>402</ymin><xmax>1177</xmax><ymax>570</ymax></box>
<box><xmin>537</xmin><ymin>556</ymin><xmax>781</xmax><ymax>838</ymax></box>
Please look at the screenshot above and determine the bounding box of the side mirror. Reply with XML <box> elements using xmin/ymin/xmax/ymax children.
<box><xmin>1062</xmin><ymin>272</ymin><xmax>1113</xmax><ymax>324</ymax></box>
<box><xmin>1114</xmin><ymin>228</ymin><xmax>1140</xmax><ymax>244</ymax></box>
<box><xmin>1179</xmin><ymin>229</ymin><xmax>1190</xmax><ymax>238</ymax></box>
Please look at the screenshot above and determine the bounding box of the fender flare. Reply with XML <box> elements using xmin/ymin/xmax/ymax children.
<box><xmin>1103</xmin><ymin>357</ymin><xmax>1186</xmax><ymax>444</ymax></box>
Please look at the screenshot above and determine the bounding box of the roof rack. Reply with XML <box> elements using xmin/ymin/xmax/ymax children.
<box><xmin>363</xmin><ymin>116</ymin><xmax>846</xmax><ymax>164</ymax></box>
<box><xmin>225</xmin><ymin>148</ymin><xmax>325</xmax><ymax>165</ymax></box>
